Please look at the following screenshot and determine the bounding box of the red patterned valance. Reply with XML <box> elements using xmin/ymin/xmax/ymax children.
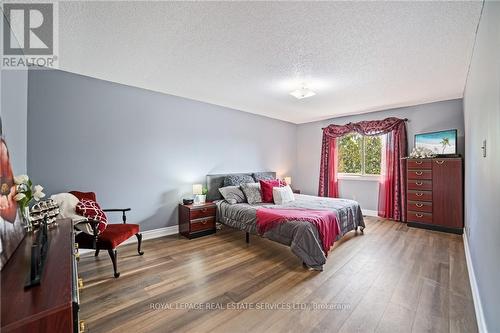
<box><xmin>322</xmin><ymin>117</ymin><xmax>407</xmax><ymax>138</ymax></box>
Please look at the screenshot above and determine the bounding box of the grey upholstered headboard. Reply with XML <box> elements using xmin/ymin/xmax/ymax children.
<box><xmin>206</xmin><ymin>172</ymin><xmax>276</xmax><ymax>201</ymax></box>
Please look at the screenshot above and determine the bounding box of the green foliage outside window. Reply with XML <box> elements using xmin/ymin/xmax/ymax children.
<box><xmin>338</xmin><ymin>133</ymin><xmax>382</xmax><ymax>175</ymax></box>
<box><xmin>364</xmin><ymin>136</ymin><xmax>382</xmax><ymax>174</ymax></box>
<box><xmin>338</xmin><ymin>133</ymin><xmax>362</xmax><ymax>174</ymax></box>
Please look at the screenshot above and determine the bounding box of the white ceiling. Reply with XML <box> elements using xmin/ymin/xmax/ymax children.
<box><xmin>56</xmin><ymin>1</ymin><xmax>482</xmax><ymax>124</ymax></box>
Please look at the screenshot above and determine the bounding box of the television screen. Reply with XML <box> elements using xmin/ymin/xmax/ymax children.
<box><xmin>415</xmin><ymin>129</ymin><xmax>457</xmax><ymax>155</ymax></box>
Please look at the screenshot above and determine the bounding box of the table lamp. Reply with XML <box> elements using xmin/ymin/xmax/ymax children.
<box><xmin>192</xmin><ymin>184</ymin><xmax>205</xmax><ymax>205</ymax></box>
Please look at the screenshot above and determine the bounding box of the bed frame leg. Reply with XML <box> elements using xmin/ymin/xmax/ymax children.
<box><xmin>246</xmin><ymin>232</ymin><xmax>249</xmax><ymax>244</ymax></box>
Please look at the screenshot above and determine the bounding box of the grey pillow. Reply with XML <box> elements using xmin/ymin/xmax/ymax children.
<box><xmin>240</xmin><ymin>182</ymin><xmax>263</xmax><ymax>205</ymax></box>
<box><xmin>252</xmin><ymin>172</ymin><xmax>275</xmax><ymax>182</ymax></box>
<box><xmin>223</xmin><ymin>174</ymin><xmax>254</xmax><ymax>187</ymax></box>
<box><xmin>219</xmin><ymin>186</ymin><xmax>246</xmax><ymax>204</ymax></box>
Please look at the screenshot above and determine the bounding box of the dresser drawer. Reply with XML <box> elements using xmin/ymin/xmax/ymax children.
<box><xmin>190</xmin><ymin>207</ymin><xmax>216</xmax><ymax>220</ymax></box>
<box><xmin>407</xmin><ymin>170</ymin><xmax>432</xmax><ymax>180</ymax></box>
<box><xmin>407</xmin><ymin>211</ymin><xmax>433</xmax><ymax>224</ymax></box>
<box><xmin>191</xmin><ymin>217</ymin><xmax>215</xmax><ymax>232</ymax></box>
<box><xmin>407</xmin><ymin>200</ymin><xmax>432</xmax><ymax>213</ymax></box>
<box><xmin>407</xmin><ymin>159</ymin><xmax>432</xmax><ymax>170</ymax></box>
<box><xmin>407</xmin><ymin>190</ymin><xmax>432</xmax><ymax>201</ymax></box>
<box><xmin>407</xmin><ymin>180</ymin><xmax>432</xmax><ymax>191</ymax></box>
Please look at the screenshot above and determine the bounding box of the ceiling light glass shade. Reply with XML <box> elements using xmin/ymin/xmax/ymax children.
<box><xmin>289</xmin><ymin>87</ymin><xmax>316</xmax><ymax>99</ymax></box>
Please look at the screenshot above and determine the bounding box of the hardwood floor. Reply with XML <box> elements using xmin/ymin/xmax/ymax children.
<box><xmin>79</xmin><ymin>217</ymin><xmax>477</xmax><ymax>333</ymax></box>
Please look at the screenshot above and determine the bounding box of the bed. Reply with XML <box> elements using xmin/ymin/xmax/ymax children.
<box><xmin>207</xmin><ymin>172</ymin><xmax>365</xmax><ymax>271</ymax></box>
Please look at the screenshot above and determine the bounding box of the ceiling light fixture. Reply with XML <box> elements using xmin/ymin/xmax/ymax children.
<box><xmin>289</xmin><ymin>86</ymin><xmax>316</xmax><ymax>99</ymax></box>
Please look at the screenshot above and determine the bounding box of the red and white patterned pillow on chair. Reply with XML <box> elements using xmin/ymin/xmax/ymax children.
<box><xmin>75</xmin><ymin>199</ymin><xmax>108</xmax><ymax>234</ymax></box>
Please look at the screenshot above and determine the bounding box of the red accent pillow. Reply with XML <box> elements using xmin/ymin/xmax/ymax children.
<box><xmin>70</xmin><ymin>191</ymin><xmax>97</xmax><ymax>202</ymax></box>
<box><xmin>259</xmin><ymin>179</ymin><xmax>287</xmax><ymax>203</ymax></box>
<box><xmin>75</xmin><ymin>199</ymin><xmax>108</xmax><ymax>234</ymax></box>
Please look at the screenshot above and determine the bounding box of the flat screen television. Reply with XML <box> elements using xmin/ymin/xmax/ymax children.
<box><xmin>415</xmin><ymin>129</ymin><xmax>457</xmax><ymax>156</ymax></box>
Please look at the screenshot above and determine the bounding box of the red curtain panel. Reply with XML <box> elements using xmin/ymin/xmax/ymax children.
<box><xmin>318</xmin><ymin>117</ymin><xmax>407</xmax><ymax>221</ymax></box>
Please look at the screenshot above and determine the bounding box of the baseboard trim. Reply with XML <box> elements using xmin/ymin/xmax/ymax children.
<box><xmin>80</xmin><ymin>225</ymin><xmax>179</xmax><ymax>255</ymax></box>
<box><xmin>362</xmin><ymin>209</ymin><xmax>379</xmax><ymax>217</ymax></box>
<box><xmin>463</xmin><ymin>232</ymin><xmax>488</xmax><ymax>333</ymax></box>
<box><xmin>122</xmin><ymin>225</ymin><xmax>179</xmax><ymax>245</ymax></box>
<box><xmin>408</xmin><ymin>222</ymin><xmax>463</xmax><ymax>235</ymax></box>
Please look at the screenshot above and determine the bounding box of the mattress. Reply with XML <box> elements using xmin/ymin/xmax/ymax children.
<box><xmin>216</xmin><ymin>194</ymin><xmax>365</xmax><ymax>270</ymax></box>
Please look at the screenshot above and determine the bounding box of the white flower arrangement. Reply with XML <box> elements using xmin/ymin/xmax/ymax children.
<box><xmin>408</xmin><ymin>147</ymin><xmax>436</xmax><ymax>159</ymax></box>
<box><xmin>13</xmin><ymin>174</ymin><xmax>45</xmax><ymax>220</ymax></box>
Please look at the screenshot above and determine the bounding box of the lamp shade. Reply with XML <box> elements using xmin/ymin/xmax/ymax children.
<box><xmin>192</xmin><ymin>184</ymin><xmax>203</xmax><ymax>195</ymax></box>
<box><xmin>284</xmin><ymin>177</ymin><xmax>292</xmax><ymax>186</ymax></box>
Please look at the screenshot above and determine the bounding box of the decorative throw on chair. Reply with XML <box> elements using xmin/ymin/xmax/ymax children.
<box><xmin>75</xmin><ymin>199</ymin><xmax>108</xmax><ymax>233</ymax></box>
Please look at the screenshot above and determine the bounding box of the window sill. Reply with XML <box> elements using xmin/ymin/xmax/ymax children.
<box><xmin>338</xmin><ymin>174</ymin><xmax>381</xmax><ymax>182</ymax></box>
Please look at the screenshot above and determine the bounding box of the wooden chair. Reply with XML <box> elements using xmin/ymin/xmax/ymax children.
<box><xmin>70</xmin><ymin>191</ymin><xmax>144</xmax><ymax>278</ymax></box>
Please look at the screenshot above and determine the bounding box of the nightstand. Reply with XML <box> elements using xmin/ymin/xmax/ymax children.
<box><xmin>178</xmin><ymin>202</ymin><xmax>216</xmax><ymax>239</ymax></box>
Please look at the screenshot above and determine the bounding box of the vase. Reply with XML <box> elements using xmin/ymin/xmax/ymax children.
<box><xmin>194</xmin><ymin>194</ymin><xmax>206</xmax><ymax>205</ymax></box>
<box><xmin>19</xmin><ymin>206</ymin><xmax>32</xmax><ymax>231</ymax></box>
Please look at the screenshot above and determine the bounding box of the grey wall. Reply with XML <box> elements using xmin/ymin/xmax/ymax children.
<box><xmin>462</xmin><ymin>1</ymin><xmax>500</xmax><ymax>331</ymax></box>
<box><xmin>1</xmin><ymin>69</ymin><xmax>28</xmax><ymax>174</ymax></box>
<box><xmin>296</xmin><ymin>99</ymin><xmax>464</xmax><ymax>211</ymax></box>
<box><xmin>27</xmin><ymin>70</ymin><xmax>297</xmax><ymax>231</ymax></box>
<box><xmin>25</xmin><ymin>71</ymin><xmax>466</xmax><ymax>231</ymax></box>
<box><xmin>0</xmin><ymin>19</ymin><xmax>28</xmax><ymax>175</ymax></box>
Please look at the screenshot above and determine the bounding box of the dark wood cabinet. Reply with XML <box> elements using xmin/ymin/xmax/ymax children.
<box><xmin>432</xmin><ymin>158</ymin><xmax>463</xmax><ymax>229</ymax></box>
<box><xmin>178</xmin><ymin>202</ymin><xmax>216</xmax><ymax>239</ymax></box>
<box><xmin>406</xmin><ymin>157</ymin><xmax>463</xmax><ymax>234</ymax></box>
<box><xmin>1</xmin><ymin>219</ymin><xmax>81</xmax><ymax>332</ymax></box>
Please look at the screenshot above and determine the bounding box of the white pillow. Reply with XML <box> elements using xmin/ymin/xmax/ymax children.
<box><xmin>272</xmin><ymin>185</ymin><xmax>295</xmax><ymax>205</ymax></box>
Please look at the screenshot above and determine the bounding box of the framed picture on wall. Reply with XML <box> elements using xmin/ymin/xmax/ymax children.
<box><xmin>0</xmin><ymin>119</ymin><xmax>26</xmax><ymax>270</ymax></box>
<box><xmin>414</xmin><ymin>129</ymin><xmax>458</xmax><ymax>156</ymax></box>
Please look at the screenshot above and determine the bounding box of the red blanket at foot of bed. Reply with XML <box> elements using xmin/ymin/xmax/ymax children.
<box><xmin>256</xmin><ymin>208</ymin><xmax>340</xmax><ymax>257</ymax></box>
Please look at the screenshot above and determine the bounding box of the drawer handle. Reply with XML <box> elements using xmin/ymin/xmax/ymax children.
<box><xmin>416</xmin><ymin>213</ymin><xmax>424</xmax><ymax>218</ymax></box>
<box><xmin>202</xmin><ymin>209</ymin><xmax>207</xmax><ymax>213</ymax></box>
<box><xmin>416</xmin><ymin>192</ymin><xmax>424</xmax><ymax>197</ymax></box>
<box><xmin>415</xmin><ymin>181</ymin><xmax>423</xmax><ymax>186</ymax></box>
<box><xmin>415</xmin><ymin>160</ymin><xmax>423</xmax><ymax>164</ymax></box>
<box><xmin>436</xmin><ymin>160</ymin><xmax>445</xmax><ymax>165</ymax></box>
<box><xmin>415</xmin><ymin>171</ymin><xmax>423</xmax><ymax>176</ymax></box>
<box><xmin>416</xmin><ymin>203</ymin><xmax>424</xmax><ymax>208</ymax></box>
<box><xmin>201</xmin><ymin>220</ymin><xmax>208</xmax><ymax>224</ymax></box>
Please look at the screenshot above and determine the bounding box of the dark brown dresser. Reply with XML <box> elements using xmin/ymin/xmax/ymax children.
<box><xmin>406</xmin><ymin>157</ymin><xmax>464</xmax><ymax>234</ymax></box>
<box><xmin>1</xmin><ymin>219</ymin><xmax>82</xmax><ymax>332</ymax></box>
<box><xmin>178</xmin><ymin>202</ymin><xmax>216</xmax><ymax>239</ymax></box>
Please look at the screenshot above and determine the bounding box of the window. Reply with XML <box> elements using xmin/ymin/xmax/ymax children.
<box><xmin>337</xmin><ymin>133</ymin><xmax>383</xmax><ymax>177</ymax></box>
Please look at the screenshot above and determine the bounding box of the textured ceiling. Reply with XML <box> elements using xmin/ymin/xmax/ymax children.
<box><xmin>57</xmin><ymin>1</ymin><xmax>482</xmax><ymax>124</ymax></box>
